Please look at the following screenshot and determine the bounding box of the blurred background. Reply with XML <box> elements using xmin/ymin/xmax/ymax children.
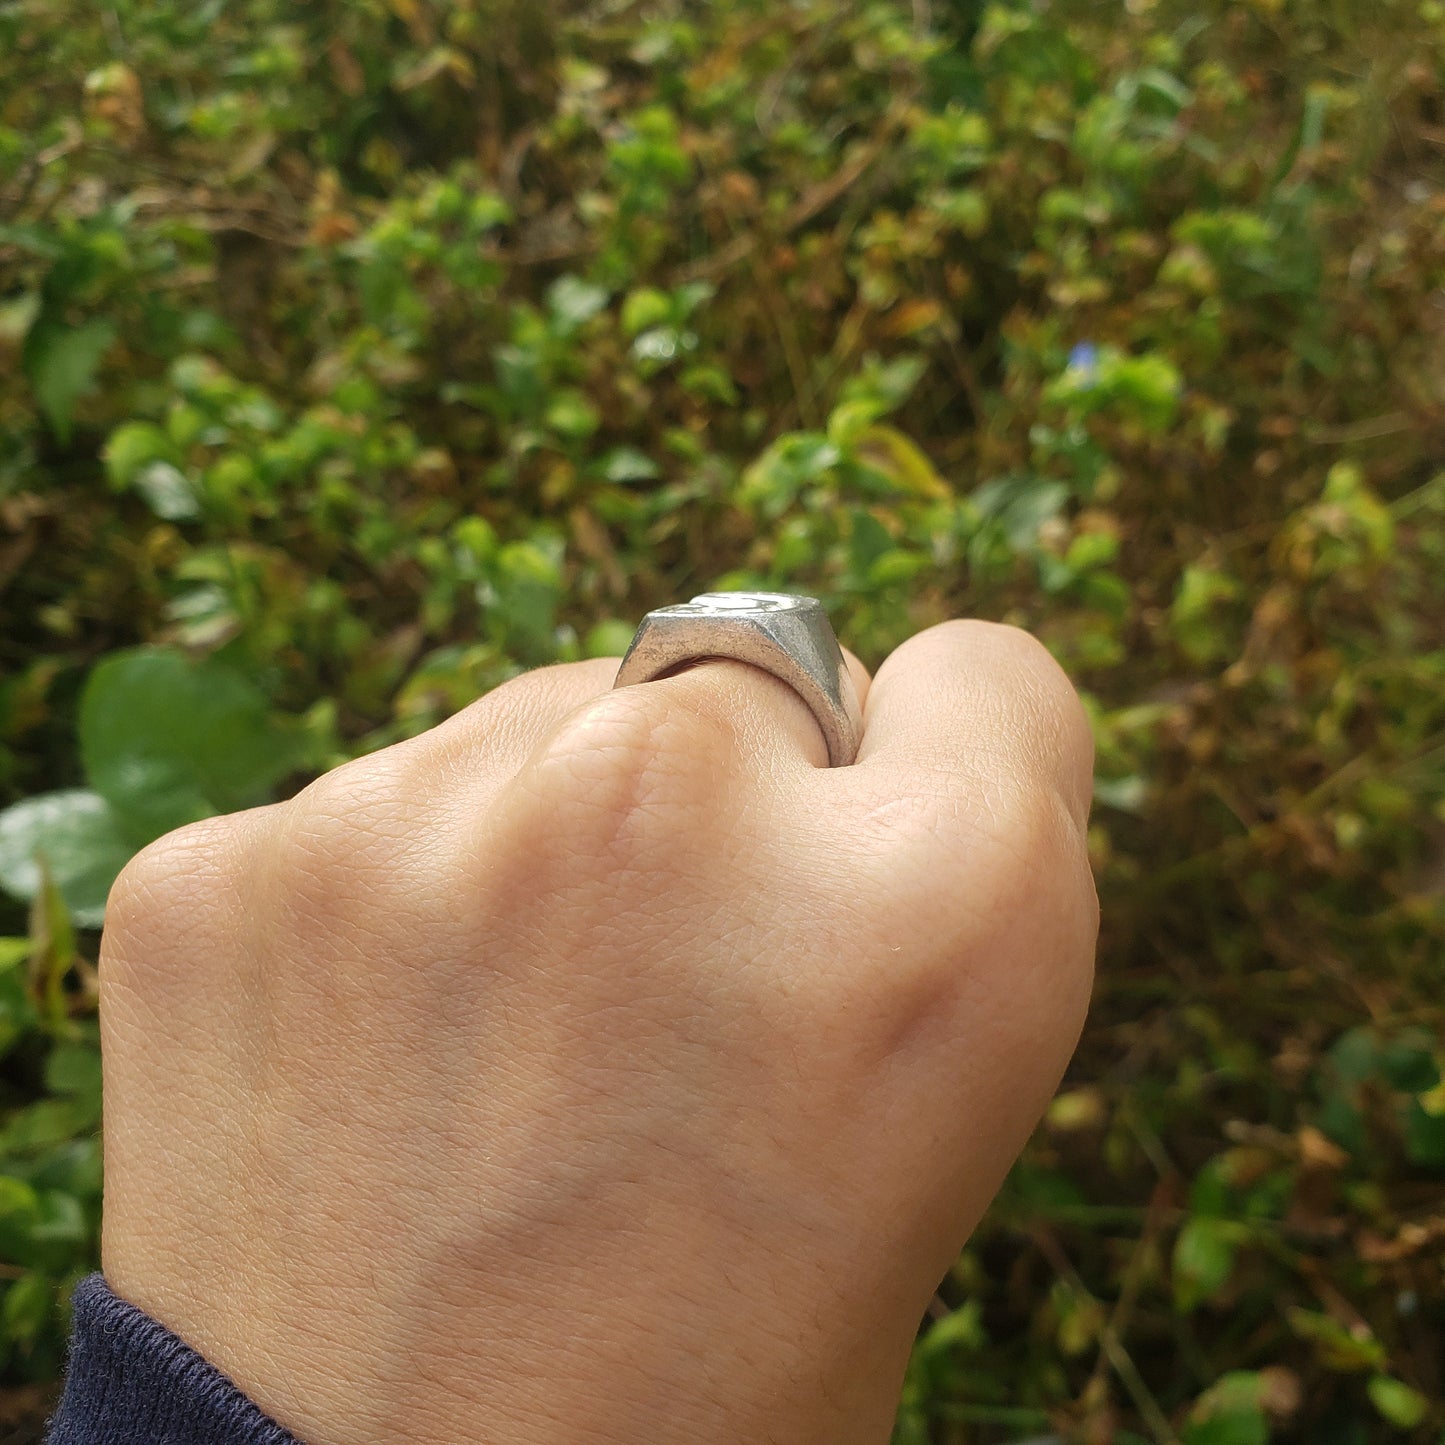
<box><xmin>1</xmin><ymin>0</ymin><xmax>1442</xmax><ymax>1440</ymax></box>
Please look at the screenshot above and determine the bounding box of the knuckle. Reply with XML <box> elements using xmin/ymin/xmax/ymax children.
<box><xmin>505</xmin><ymin>688</ymin><xmax>733</xmax><ymax>862</ymax></box>
<box><xmin>426</xmin><ymin>656</ymin><xmax>622</xmax><ymax>766</ymax></box>
<box><xmin>262</xmin><ymin>747</ymin><xmax>453</xmax><ymax>942</ymax></box>
<box><xmin>106</xmin><ymin>814</ymin><xmax>241</xmax><ymax>932</ymax></box>
<box><xmin>101</xmin><ymin>813</ymin><xmax>247</xmax><ymax>996</ymax></box>
<box><xmin>279</xmin><ymin>749</ymin><xmax>417</xmax><ymax>876</ymax></box>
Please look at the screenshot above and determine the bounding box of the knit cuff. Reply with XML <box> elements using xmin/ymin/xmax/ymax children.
<box><xmin>48</xmin><ymin>1275</ymin><xmax>301</xmax><ymax>1445</ymax></box>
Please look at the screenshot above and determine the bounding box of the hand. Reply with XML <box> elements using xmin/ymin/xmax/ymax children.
<box><xmin>99</xmin><ymin>620</ymin><xmax>1097</xmax><ymax>1445</ymax></box>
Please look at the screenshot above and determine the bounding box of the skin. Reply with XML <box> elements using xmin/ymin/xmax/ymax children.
<box><xmin>99</xmin><ymin>619</ymin><xmax>1098</xmax><ymax>1445</ymax></box>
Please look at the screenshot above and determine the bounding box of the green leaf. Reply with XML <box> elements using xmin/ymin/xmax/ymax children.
<box><xmin>1286</xmin><ymin>1307</ymin><xmax>1386</xmax><ymax>1371</ymax></box>
<box><xmin>0</xmin><ymin>292</ymin><xmax>41</xmax><ymax>345</ymax></box>
<box><xmin>827</xmin><ymin>398</ymin><xmax>890</xmax><ymax>448</ymax></box>
<box><xmin>79</xmin><ymin>648</ymin><xmax>303</xmax><ymax>845</ymax></box>
<box><xmin>913</xmin><ymin>1299</ymin><xmax>986</xmax><ymax>1362</ymax></box>
<box><xmin>583</xmin><ymin>620</ymin><xmax>637</xmax><ymax>658</ymax></box>
<box><xmin>1</xmin><ymin>1271</ymin><xmax>52</xmax><ymax>1346</ymax></box>
<box><xmin>32</xmin><ymin>859</ymin><xmax>77</xmax><ymax>1029</ymax></box>
<box><xmin>132</xmin><ymin>461</ymin><xmax>202</xmax><ymax>521</ymax></box>
<box><xmin>1044</xmin><ymin>344</ymin><xmax>1182</xmax><ymax>433</ymax></box>
<box><xmin>0</xmin><ymin>939</ymin><xmax>32</xmax><ymax>973</ymax></box>
<box><xmin>0</xmin><ymin>970</ymin><xmax>37</xmax><ymax>1057</ymax></box>
<box><xmin>741</xmin><ymin>434</ymin><xmax>843</xmax><ymax>517</ymax></box>
<box><xmin>547</xmin><ymin>275</ymin><xmax>609</xmax><ymax>332</ymax></box>
<box><xmin>867</xmin><ymin>548</ymin><xmax>931</xmax><ymax>586</ymax></box>
<box><xmin>0</xmin><ymin>792</ymin><xmax>133</xmax><ymax>928</ymax></box>
<box><xmin>22</xmin><ymin>317</ymin><xmax>117</xmax><ymax>443</ymax></box>
<box><xmin>970</xmin><ymin>475</ymin><xmax>1069</xmax><ymax>554</ymax></box>
<box><xmin>598</xmin><ymin>447</ymin><xmax>660</xmax><ymax>483</ymax></box>
<box><xmin>544</xmin><ymin>389</ymin><xmax>601</xmax><ymax>440</ymax></box>
<box><xmin>0</xmin><ymin>1177</ymin><xmax>40</xmax><ymax>1222</ymax></box>
<box><xmin>0</xmin><ymin>224</ymin><xmax>63</xmax><ymax>260</ymax></box>
<box><xmin>488</xmin><ymin>539</ymin><xmax>562</xmax><ymax>658</ymax></box>
<box><xmin>1404</xmin><ymin>1091</ymin><xmax>1445</xmax><ymax>1166</ymax></box>
<box><xmin>1172</xmin><ymin>565</ymin><xmax>1241</xmax><ymax>665</ymax></box>
<box><xmin>28</xmin><ymin>1190</ymin><xmax>89</xmax><ymax>1248</ymax></box>
<box><xmin>851</xmin><ymin>425</ymin><xmax>950</xmax><ymax>498</ymax></box>
<box><xmin>1173</xmin><ymin>1216</ymin><xmax>1241</xmax><ymax>1312</ymax></box>
<box><xmin>29</xmin><ymin>1136</ymin><xmax>102</xmax><ymax>1200</ymax></box>
<box><xmin>103</xmin><ymin>421</ymin><xmax>180</xmax><ymax>488</ymax></box>
<box><xmin>621</xmin><ymin>287</ymin><xmax>672</xmax><ymax>335</ymax></box>
<box><xmin>679</xmin><ymin>364</ymin><xmax>738</xmax><ymax>404</ymax></box>
<box><xmin>0</xmin><ymin>1098</ymin><xmax>99</xmax><ymax>1154</ymax></box>
<box><xmin>43</xmin><ymin>1044</ymin><xmax>102</xmax><ymax>1101</ymax></box>
<box><xmin>839</xmin><ymin>353</ymin><xmax>927</xmax><ymax>412</ymax></box>
<box><xmin>1367</xmin><ymin>1375</ymin><xmax>1429</xmax><ymax>1430</ymax></box>
<box><xmin>1182</xmin><ymin>1372</ymin><xmax>1271</xmax><ymax>1445</ymax></box>
<box><xmin>0</xmin><ymin>1178</ymin><xmax>42</xmax><ymax>1270</ymax></box>
<box><xmin>1094</xmin><ymin>774</ymin><xmax>1147</xmax><ymax>813</ymax></box>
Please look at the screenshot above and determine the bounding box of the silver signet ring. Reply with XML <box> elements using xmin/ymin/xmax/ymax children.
<box><xmin>613</xmin><ymin>591</ymin><xmax>862</xmax><ymax>767</ymax></box>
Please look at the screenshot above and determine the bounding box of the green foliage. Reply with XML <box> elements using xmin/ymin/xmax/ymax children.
<box><xmin>0</xmin><ymin>793</ymin><xmax>131</xmax><ymax>929</ymax></box>
<box><xmin>0</xmin><ymin>884</ymin><xmax>102</xmax><ymax>1393</ymax></box>
<box><xmin>2</xmin><ymin>0</ymin><xmax>1444</xmax><ymax>1437</ymax></box>
<box><xmin>1181</xmin><ymin>1371</ymin><xmax>1276</xmax><ymax>1445</ymax></box>
<box><xmin>79</xmin><ymin>648</ymin><xmax>307</xmax><ymax>843</ymax></box>
<box><xmin>22</xmin><ymin>319</ymin><xmax>116</xmax><ymax>446</ymax></box>
<box><xmin>0</xmin><ymin>648</ymin><xmax>312</xmax><ymax>924</ymax></box>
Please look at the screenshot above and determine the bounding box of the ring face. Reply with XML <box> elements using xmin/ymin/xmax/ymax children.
<box><xmin>614</xmin><ymin>591</ymin><xmax>862</xmax><ymax>767</ymax></box>
<box><xmin>653</xmin><ymin>592</ymin><xmax>802</xmax><ymax>615</ymax></box>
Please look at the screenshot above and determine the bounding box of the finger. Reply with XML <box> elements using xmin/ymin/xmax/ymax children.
<box><xmin>253</xmin><ymin>656</ymin><xmax>630</xmax><ymax>887</ymax></box>
<box><xmin>853</xmin><ymin>620</ymin><xmax>1093</xmax><ymax>830</ymax></box>
<box><xmin>479</xmin><ymin>643</ymin><xmax>873</xmax><ymax>915</ymax></box>
<box><xmin>630</xmin><ymin>644</ymin><xmax>872</xmax><ymax>776</ymax></box>
<box><xmin>418</xmin><ymin>656</ymin><xmax>626</xmax><ymax>786</ymax></box>
<box><xmin>426</xmin><ymin>643</ymin><xmax>867</xmax><ymax>781</ymax></box>
<box><xmin>837</xmin><ymin>622</ymin><xmax>1097</xmax><ymax>1175</ymax></box>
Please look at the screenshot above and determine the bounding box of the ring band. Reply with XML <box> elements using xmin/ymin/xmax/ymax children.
<box><xmin>613</xmin><ymin>592</ymin><xmax>862</xmax><ymax>767</ymax></box>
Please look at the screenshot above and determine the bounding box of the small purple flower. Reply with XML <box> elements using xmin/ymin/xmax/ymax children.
<box><xmin>1067</xmin><ymin>342</ymin><xmax>1100</xmax><ymax>381</ymax></box>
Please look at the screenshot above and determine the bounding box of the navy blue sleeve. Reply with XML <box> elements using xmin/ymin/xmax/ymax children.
<box><xmin>48</xmin><ymin>1275</ymin><xmax>302</xmax><ymax>1445</ymax></box>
